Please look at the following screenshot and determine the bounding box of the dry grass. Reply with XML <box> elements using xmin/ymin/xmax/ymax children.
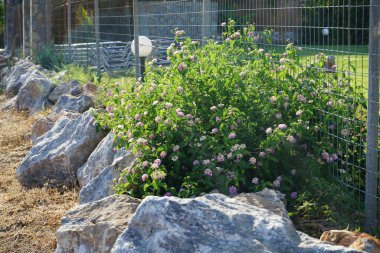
<box><xmin>0</xmin><ymin>95</ymin><xmax>78</xmax><ymax>253</ymax></box>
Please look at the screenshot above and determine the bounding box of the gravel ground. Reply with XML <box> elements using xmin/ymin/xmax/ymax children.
<box><xmin>0</xmin><ymin>95</ymin><xmax>78</xmax><ymax>253</ymax></box>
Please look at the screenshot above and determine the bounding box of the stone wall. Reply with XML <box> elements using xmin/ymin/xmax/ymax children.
<box><xmin>138</xmin><ymin>1</ymin><xmax>219</xmax><ymax>40</ymax></box>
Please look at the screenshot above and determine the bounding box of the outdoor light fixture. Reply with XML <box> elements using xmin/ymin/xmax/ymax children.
<box><xmin>131</xmin><ymin>36</ymin><xmax>153</xmax><ymax>81</ymax></box>
<box><xmin>322</xmin><ymin>28</ymin><xmax>329</xmax><ymax>36</ymax></box>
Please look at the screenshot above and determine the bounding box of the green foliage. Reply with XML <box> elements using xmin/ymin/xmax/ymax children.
<box><xmin>61</xmin><ymin>64</ymin><xmax>98</xmax><ymax>84</ymax></box>
<box><xmin>33</xmin><ymin>43</ymin><xmax>65</xmax><ymax>71</ymax></box>
<box><xmin>72</xmin><ymin>4</ymin><xmax>94</xmax><ymax>39</ymax></box>
<box><xmin>0</xmin><ymin>1</ymin><xmax>4</xmax><ymax>34</ymax></box>
<box><xmin>95</xmin><ymin>20</ymin><xmax>365</xmax><ymax>214</ymax></box>
<box><xmin>288</xmin><ymin>174</ymin><xmax>365</xmax><ymax>237</ymax></box>
<box><xmin>75</xmin><ymin>5</ymin><xmax>93</xmax><ymax>26</ymax></box>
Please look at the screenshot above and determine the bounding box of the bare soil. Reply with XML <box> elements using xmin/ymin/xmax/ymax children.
<box><xmin>0</xmin><ymin>95</ymin><xmax>78</xmax><ymax>253</ymax></box>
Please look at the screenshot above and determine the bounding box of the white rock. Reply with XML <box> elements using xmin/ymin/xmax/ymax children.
<box><xmin>111</xmin><ymin>191</ymin><xmax>360</xmax><ymax>253</ymax></box>
<box><xmin>79</xmin><ymin>148</ymin><xmax>136</xmax><ymax>204</ymax></box>
<box><xmin>31</xmin><ymin>110</ymin><xmax>82</xmax><ymax>143</ymax></box>
<box><xmin>233</xmin><ymin>188</ymin><xmax>287</xmax><ymax>218</ymax></box>
<box><xmin>30</xmin><ymin>117</ymin><xmax>55</xmax><ymax>143</ymax></box>
<box><xmin>49</xmin><ymin>80</ymin><xmax>82</xmax><ymax>103</ymax></box>
<box><xmin>53</xmin><ymin>94</ymin><xmax>94</xmax><ymax>114</ymax></box>
<box><xmin>56</xmin><ymin>195</ymin><xmax>141</xmax><ymax>253</ymax></box>
<box><xmin>77</xmin><ymin>133</ymin><xmax>116</xmax><ymax>188</ymax></box>
<box><xmin>0</xmin><ymin>96</ymin><xmax>16</xmax><ymax>110</ymax></box>
<box><xmin>2</xmin><ymin>59</ymin><xmax>37</xmax><ymax>97</ymax></box>
<box><xmin>16</xmin><ymin>109</ymin><xmax>106</xmax><ymax>187</ymax></box>
<box><xmin>15</xmin><ymin>74</ymin><xmax>54</xmax><ymax>114</ymax></box>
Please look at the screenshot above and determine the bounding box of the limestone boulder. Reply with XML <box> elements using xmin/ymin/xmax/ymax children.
<box><xmin>79</xmin><ymin>148</ymin><xmax>136</xmax><ymax>204</ymax></box>
<box><xmin>16</xmin><ymin>109</ymin><xmax>106</xmax><ymax>187</ymax></box>
<box><xmin>233</xmin><ymin>189</ymin><xmax>287</xmax><ymax>218</ymax></box>
<box><xmin>0</xmin><ymin>66</ymin><xmax>10</xmax><ymax>84</ymax></box>
<box><xmin>111</xmin><ymin>192</ymin><xmax>360</xmax><ymax>253</ymax></box>
<box><xmin>320</xmin><ymin>230</ymin><xmax>380</xmax><ymax>253</ymax></box>
<box><xmin>51</xmin><ymin>70</ymin><xmax>68</xmax><ymax>83</ymax></box>
<box><xmin>30</xmin><ymin>117</ymin><xmax>55</xmax><ymax>143</ymax></box>
<box><xmin>0</xmin><ymin>96</ymin><xmax>16</xmax><ymax>110</ymax></box>
<box><xmin>56</xmin><ymin>195</ymin><xmax>141</xmax><ymax>253</ymax></box>
<box><xmin>298</xmin><ymin>232</ymin><xmax>362</xmax><ymax>253</ymax></box>
<box><xmin>82</xmin><ymin>82</ymin><xmax>98</xmax><ymax>97</ymax></box>
<box><xmin>49</xmin><ymin>80</ymin><xmax>82</xmax><ymax>103</ymax></box>
<box><xmin>53</xmin><ymin>94</ymin><xmax>94</xmax><ymax>114</ymax></box>
<box><xmin>15</xmin><ymin>74</ymin><xmax>54</xmax><ymax>114</ymax></box>
<box><xmin>46</xmin><ymin>109</ymin><xmax>82</xmax><ymax>122</ymax></box>
<box><xmin>79</xmin><ymin>165</ymin><xmax>119</xmax><ymax>205</ymax></box>
<box><xmin>31</xmin><ymin>110</ymin><xmax>82</xmax><ymax>143</ymax></box>
<box><xmin>77</xmin><ymin>133</ymin><xmax>116</xmax><ymax>188</ymax></box>
<box><xmin>2</xmin><ymin>59</ymin><xmax>38</xmax><ymax>97</ymax></box>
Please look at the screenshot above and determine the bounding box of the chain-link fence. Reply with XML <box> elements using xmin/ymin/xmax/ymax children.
<box><xmin>51</xmin><ymin>0</ymin><xmax>379</xmax><ymax>231</ymax></box>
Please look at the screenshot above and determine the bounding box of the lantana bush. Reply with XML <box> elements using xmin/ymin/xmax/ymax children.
<box><xmin>95</xmin><ymin>20</ymin><xmax>365</xmax><ymax>203</ymax></box>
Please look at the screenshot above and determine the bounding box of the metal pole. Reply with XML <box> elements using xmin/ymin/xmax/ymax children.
<box><xmin>133</xmin><ymin>0</ymin><xmax>141</xmax><ymax>80</ymax></box>
<box><xmin>29</xmin><ymin>0</ymin><xmax>32</xmax><ymax>58</ymax></box>
<box><xmin>140</xmin><ymin>57</ymin><xmax>145</xmax><ymax>82</ymax></box>
<box><xmin>5</xmin><ymin>0</ymin><xmax>13</xmax><ymax>54</ymax></box>
<box><xmin>94</xmin><ymin>0</ymin><xmax>101</xmax><ymax>80</ymax></box>
<box><xmin>67</xmin><ymin>0</ymin><xmax>72</xmax><ymax>62</ymax></box>
<box><xmin>22</xmin><ymin>0</ymin><xmax>26</xmax><ymax>57</ymax></box>
<box><xmin>202</xmin><ymin>0</ymin><xmax>211</xmax><ymax>45</ymax></box>
<box><xmin>365</xmin><ymin>0</ymin><xmax>380</xmax><ymax>232</ymax></box>
<box><xmin>201</xmin><ymin>0</ymin><xmax>206</xmax><ymax>45</ymax></box>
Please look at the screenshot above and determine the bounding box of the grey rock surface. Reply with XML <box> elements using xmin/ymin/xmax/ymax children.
<box><xmin>0</xmin><ymin>96</ymin><xmax>16</xmax><ymax>110</ymax></box>
<box><xmin>0</xmin><ymin>66</ymin><xmax>10</xmax><ymax>85</ymax></box>
<box><xmin>82</xmin><ymin>82</ymin><xmax>98</xmax><ymax>97</ymax></box>
<box><xmin>15</xmin><ymin>74</ymin><xmax>54</xmax><ymax>114</ymax></box>
<box><xmin>111</xmin><ymin>192</ymin><xmax>360</xmax><ymax>253</ymax></box>
<box><xmin>233</xmin><ymin>188</ymin><xmax>287</xmax><ymax>218</ymax></box>
<box><xmin>2</xmin><ymin>59</ymin><xmax>37</xmax><ymax>97</ymax></box>
<box><xmin>16</xmin><ymin>109</ymin><xmax>106</xmax><ymax>187</ymax></box>
<box><xmin>30</xmin><ymin>117</ymin><xmax>55</xmax><ymax>143</ymax></box>
<box><xmin>319</xmin><ymin>230</ymin><xmax>380</xmax><ymax>252</ymax></box>
<box><xmin>79</xmin><ymin>148</ymin><xmax>136</xmax><ymax>205</ymax></box>
<box><xmin>31</xmin><ymin>110</ymin><xmax>82</xmax><ymax>144</ymax></box>
<box><xmin>51</xmin><ymin>70</ymin><xmax>68</xmax><ymax>84</ymax></box>
<box><xmin>56</xmin><ymin>195</ymin><xmax>141</xmax><ymax>253</ymax></box>
<box><xmin>297</xmin><ymin>232</ymin><xmax>361</xmax><ymax>253</ymax></box>
<box><xmin>46</xmin><ymin>109</ymin><xmax>81</xmax><ymax>122</ymax></box>
<box><xmin>53</xmin><ymin>94</ymin><xmax>94</xmax><ymax>114</ymax></box>
<box><xmin>49</xmin><ymin>80</ymin><xmax>82</xmax><ymax>103</ymax></box>
<box><xmin>77</xmin><ymin>133</ymin><xmax>116</xmax><ymax>188</ymax></box>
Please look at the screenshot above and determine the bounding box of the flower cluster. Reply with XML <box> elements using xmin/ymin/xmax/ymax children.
<box><xmin>95</xmin><ymin>20</ymin><xmax>365</xmax><ymax>202</ymax></box>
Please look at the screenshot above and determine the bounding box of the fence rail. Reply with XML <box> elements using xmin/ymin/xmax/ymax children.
<box><xmin>50</xmin><ymin>0</ymin><xmax>379</xmax><ymax>231</ymax></box>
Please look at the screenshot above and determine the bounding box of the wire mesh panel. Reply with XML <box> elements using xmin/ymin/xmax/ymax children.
<box><xmin>50</xmin><ymin>0</ymin><xmax>379</xmax><ymax>230</ymax></box>
<box><xmin>53</xmin><ymin>0</ymin><xmax>135</xmax><ymax>74</ymax></box>
<box><xmin>52</xmin><ymin>0</ymin><xmax>67</xmax><ymax>45</ymax></box>
<box><xmin>97</xmin><ymin>0</ymin><xmax>134</xmax><ymax>73</ymax></box>
<box><xmin>53</xmin><ymin>0</ymin><xmax>95</xmax><ymax>66</ymax></box>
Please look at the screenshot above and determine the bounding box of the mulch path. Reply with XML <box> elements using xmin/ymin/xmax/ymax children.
<box><xmin>0</xmin><ymin>95</ymin><xmax>78</xmax><ymax>253</ymax></box>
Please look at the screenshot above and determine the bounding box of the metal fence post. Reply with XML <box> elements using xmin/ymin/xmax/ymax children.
<box><xmin>133</xmin><ymin>0</ymin><xmax>141</xmax><ymax>80</ymax></box>
<box><xmin>94</xmin><ymin>0</ymin><xmax>101</xmax><ymax>80</ymax></box>
<box><xmin>365</xmin><ymin>0</ymin><xmax>380</xmax><ymax>232</ymax></box>
<box><xmin>29</xmin><ymin>0</ymin><xmax>32</xmax><ymax>58</ymax></box>
<box><xmin>67</xmin><ymin>0</ymin><xmax>72</xmax><ymax>62</ymax></box>
<box><xmin>201</xmin><ymin>0</ymin><xmax>211</xmax><ymax>45</ymax></box>
<box><xmin>22</xmin><ymin>0</ymin><xmax>27</xmax><ymax>57</ymax></box>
